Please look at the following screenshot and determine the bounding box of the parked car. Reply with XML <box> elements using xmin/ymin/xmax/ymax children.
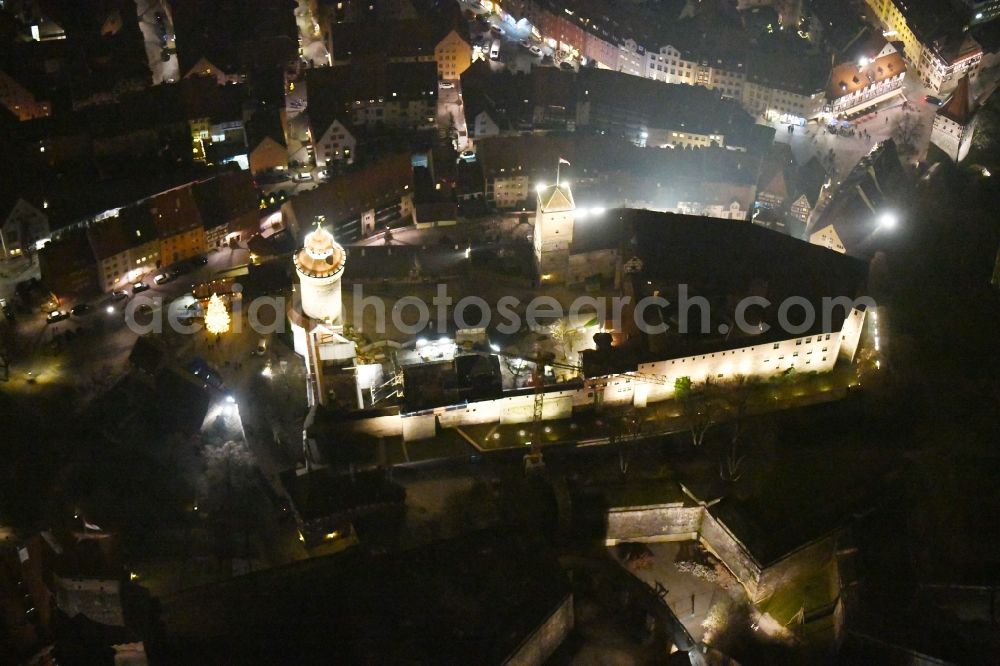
<box><xmin>258</xmin><ymin>171</ymin><xmax>291</xmax><ymax>185</ymax></box>
<box><xmin>439</xmin><ymin>81</ymin><xmax>455</xmax><ymax>89</ymax></box>
<box><xmin>529</xmin><ymin>45</ymin><xmax>542</xmax><ymax>56</ymax></box>
<box><xmin>133</xmin><ymin>281</ymin><xmax>149</xmax><ymax>293</ymax></box>
<box><xmin>71</xmin><ymin>303</ymin><xmax>91</xmax><ymax>317</ymax></box>
<box><xmin>519</xmin><ymin>39</ymin><xmax>531</xmax><ymax>48</ymax></box>
<box><xmin>459</xmin><ymin>149</ymin><xmax>477</xmax><ymax>162</ymax></box>
<box><xmin>46</xmin><ymin>310</ymin><xmax>69</xmax><ymax>324</ymax></box>
<box><xmin>925</xmin><ymin>95</ymin><xmax>942</xmax><ymax>105</ymax></box>
<box><xmin>168</xmin><ymin>256</ymin><xmax>206</xmax><ymax>277</ymax></box>
<box><xmin>154</xmin><ymin>272</ymin><xmax>173</xmax><ymax>285</ymax></box>
<box><xmin>293</xmin><ymin>171</ymin><xmax>313</xmax><ymax>182</ymax></box>
<box><xmin>111</xmin><ymin>290</ymin><xmax>129</xmax><ymax>301</ymax></box>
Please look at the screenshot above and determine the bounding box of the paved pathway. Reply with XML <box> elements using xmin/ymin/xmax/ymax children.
<box><xmin>134</xmin><ymin>0</ymin><xmax>179</xmax><ymax>84</ymax></box>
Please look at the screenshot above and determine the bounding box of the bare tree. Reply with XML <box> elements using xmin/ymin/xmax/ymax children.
<box><xmin>609</xmin><ymin>407</ymin><xmax>644</xmax><ymax>475</ymax></box>
<box><xmin>502</xmin><ymin>355</ymin><xmax>533</xmax><ymax>387</ymax></box>
<box><xmin>892</xmin><ymin>113</ymin><xmax>924</xmax><ymax>154</ymax></box>
<box><xmin>201</xmin><ymin>439</ymin><xmax>258</xmax><ymax>561</ymax></box>
<box><xmin>549</xmin><ymin>319</ymin><xmax>581</xmax><ymax>366</ymax></box>
<box><xmin>716</xmin><ymin>376</ymin><xmax>759</xmax><ymax>482</ymax></box>
<box><xmin>675</xmin><ymin>377</ymin><xmax>723</xmax><ymax>447</ymax></box>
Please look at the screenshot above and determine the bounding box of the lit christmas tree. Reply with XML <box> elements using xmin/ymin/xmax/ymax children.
<box><xmin>205</xmin><ymin>293</ymin><xmax>230</xmax><ymax>336</ymax></box>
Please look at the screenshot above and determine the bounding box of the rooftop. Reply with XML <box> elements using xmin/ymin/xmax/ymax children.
<box><xmin>280</xmin><ymin>467</ymin><xmax>405</xmax><ymax>523</ymax></box>
<box><xmin>402</xmin><ymin>354</ymin><xmax>503</xmax><ymax>412</ymax></box>
<box><xmin>305</xmin><ymin>60</ymin><xmax>437</xmax><ymax>129</ymax></box>
<box><xmin>745</xmin><ymin>37</ymin><xmax>828</xmax><ymax>96</ymax></box>
<box><xmin>326</xmin><ymin>12</ymin><xmax>466</xmax><ymax>62</ymax></box>
<box><xmin>579</xmin><ymin>67</ymin><xmax>757</xmax><ymax>143</ymax></box>
<box><xmin>169</xmin><ymin>0</ymin><xmax>297</xmax><ymax>75</ymax></box>
<box><xmin>150</xmin><ymin>186</ymin><xmax>203</xmax><ymax>239</ymax></box>
<box><xmin>282</xmin><ymin>153</ymin><xmax>412</xmax><ymax>241</ymax></box>
<box><xmin>624</xmin><ymin>207</ymin><xmax>869</xmax><ymax>353</ymax></box>
<box><xmin>885</xmin><ymin>0</ymin><xmax>976</xmax><ymax>59</ymax></box>
<box><xmin>704</xmin><ymin>400</ymin><xmax>899</xmax><ymax>564</ymax></box>
<box><xmin>537</xmin><ymin>182</ymin><xmax>575</xmax><ymax>212</ymax></box>
<box><xmin>293</xmin><ymin>224</ymin><xmax>346</xmax><ymax>279</ymax></box>
<box><xmin>477</xmin><ymin>134</ymin><xmax>760</xmax><ymax>183</ymax></box>
<box><xmin>806</xmin><ymin>140</ymin><xmax>911</xmax><ymax>258</ymax></box>
<box><xmin>827</xmin><ymin>49</ymin><xmax>905</xmax><ymax>101</ymax></box>
<box><xmin>86</xmin><ymin>203</ymin><xmax>157</xmax><ymax>260</ymax></box>
<box><xmin>937</xmin><ymin>73</ymin><xmax>977</xmax><ymax>125</ymax></box>
<box><xmin>191</xmin><ymin>170</ymin><xmax>259</xmax><ymax>230</ymax></box>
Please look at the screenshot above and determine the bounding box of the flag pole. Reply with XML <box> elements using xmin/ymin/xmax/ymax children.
<box><xmin>556</xmin><ymin>159</ymin><xmax>561</xmax><ymax>187</ymax></box>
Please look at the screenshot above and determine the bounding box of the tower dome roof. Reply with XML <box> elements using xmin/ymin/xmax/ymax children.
<box><xmin>294</xmin><ymin>224</ymin><xmax>346</xmax><ymax>278</ymax></box>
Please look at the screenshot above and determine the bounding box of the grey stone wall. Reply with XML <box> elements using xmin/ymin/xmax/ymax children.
<box><xmin>568</xmin><ymin>249</ymin><xmax>618</xmax><ymax>285</ymax></box>
<box><xmin>606</xmin><ymin>504</ymin><xmax>704</xmax><ymax>544</ymax></box>
<box><xmin>401</xmin><ymin>413</ymin><xmax>435</xmax><ymax>441</ymax></box>
<box><xmin>607</xmin><ymin>505</ymin><xmax>844</xmax><ymax>607</ymax></box>
<box><xmin>755</xmin><ymin>531</ymin><xmax>840</xmax><ymax>603</ymax></box>
<box><xmin>699</xmin><ymin>510</ymin><xmax>764</xmax><ymax>599</ymax></box>
<box><xmin>504</xmin><ymin>594</ymin><xmax>574</xmax><ymax>666</ymax></box>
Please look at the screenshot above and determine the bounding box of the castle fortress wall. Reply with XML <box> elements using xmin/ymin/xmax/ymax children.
<box><xmin>606</xmin><ymin>502</ymin><xmax>842</xmax><ymax>604</ymax></box>
<box><xmin>396</xmin><ymin>308</ymin><xmax>866</xmax><ymax>441</ymax></box>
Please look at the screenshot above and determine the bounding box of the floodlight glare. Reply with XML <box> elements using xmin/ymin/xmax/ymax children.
<box><xmin>878</xmin><ymin>212</ymin><xmax>897</xmax><ymax>229</ymax></box>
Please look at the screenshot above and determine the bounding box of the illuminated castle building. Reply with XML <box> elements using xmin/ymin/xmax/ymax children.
<box><xmin>930</xmin><ymin>74</ymin><xmax>979</xmax><ymax>163</ymax></box>
<box><xmin>289</xmin><ymin>217</ymin><xmax>357</xmax><ymax>406</ymax></box>
<box><xmin>534</xmin><ymin>181</ymin><xmax>576</xmax><ymax>283</ymax></box>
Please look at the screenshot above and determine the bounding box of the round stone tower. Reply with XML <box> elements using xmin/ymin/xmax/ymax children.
<box><xmin>293</xmin><ymin>220</ymin><xmax>346</xmax><ymax>324</ymax></box>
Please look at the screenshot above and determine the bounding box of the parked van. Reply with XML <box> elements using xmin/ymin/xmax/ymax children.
<box><xmin>490</xmin><ymin>39</ymin><xmax>501</xmax><ymax>60</ymax></box>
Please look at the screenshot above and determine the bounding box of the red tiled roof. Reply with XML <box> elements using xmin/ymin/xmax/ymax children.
<box><xmin>150</xmin><ymin>186</ymin><xmax>203</xmax><ymax>239</ymax></box>
<box><xmin>827</xmin><ymin>52</ymin><xmax>905</xmax><ymax>101</ymax></box>
<box><xmin>86</xmin><ymin>204</ymin><xmax>156</xmax><ymax>260</ymax></box>
<box><xmin>938</xmin><ymin>74</ymin><xmax>976</xmax><ymax>125</ymax></box>
<box><xmin>285</xmin><ymin>153</ymin><xmax>412</xmax><ymax>236</ymax></box>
